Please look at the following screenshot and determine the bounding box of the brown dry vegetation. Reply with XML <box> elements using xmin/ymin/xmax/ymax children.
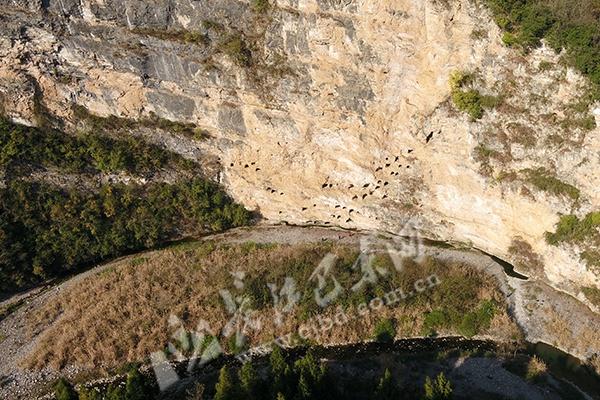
<box><xmin>23</xmin><ymin>241</ymin><xmax>519</xmax><ymax>372</ymax></box>
<box><xmin>543</xmin><ymin>306</ymin><xmax>599</xmax><ymax>366</ymax></box>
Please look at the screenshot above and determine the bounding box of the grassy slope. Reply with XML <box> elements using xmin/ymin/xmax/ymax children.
<box><xmin>24</xmin><ymin>241</ymin><xmax>520</xmax><ymax>371</ymax></box>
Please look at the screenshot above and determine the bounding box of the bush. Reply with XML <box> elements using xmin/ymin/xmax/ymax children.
<box><xmin>522</xmin><ymin>168</ymin><xmax>580</xmax><ymax>201</ymax></box>
<box><xmin>125</xmin><ymin>367</ymin><xmax>149</xmax><ymax>400</ymax></box>
<box><xmin>252</xmin><ymin>0</ymin><xmax>270</xmax><ymax>13</ymax></box>
<box><xmin>0</xmin><ymin>118</ymin><xmax>193</xmax><ymax>176</ymax></box>
<box><xmin>423</xmin><ymin>372</ymin><xmax>453</xmax><ymax>400</ymax></box>
<box><xmin>373</xmin><ymin>318</ymin><xmax>396</xmax><ymax>343</ymax></box>
<box><xmin>373</xmin><ymin>369</ymin><xmax>399</xmax><ymax>400</ymax></box>
<box><xmin>452</xmin><ymin>90</ymin><xmax>484</xmax><ymax>120</ymax></box>
<box><xmin>582</xmin><ymin>286</ymin><xmax>600</xmax><ymax>307</ymax></box>
<box><xmin>423</xmin><ymin>299</ymin><xmax>496</xmax><ymax>338</ymax></box>
<box><xmin>239</xmin><ymin>362</ymin><xmax>259</xmax><ymax>399</ymax></box>
<box><xmin>220</xmin><ymin>35</ymin><xmax>252</xmax><ymax>67</ymax></box>
<box><xmin>422</xmin><ymin>310</ymin><xmax>449</xmax><ymax>336</ymax></box>
<box><xmin>215</xmin><ymin>366</ymin><xmax>240</xmax><ymax>400</ymax></box>
<box><xmin>54</xmin><ymin>378</ymin><xmax>78</xmax><ymax>400</ymax></box>
<box><xmin>525</xmin><ymin>356</ymin><xmax>547</xmax><ymax>382</ymax></box>
<box><xmin>502</xmin><ymin>32</ymin><xmax>519</xmax><ymax>46</ymax></box>
<box><xmin>545</xmin><ymin>211</ymin><xmax>600</xmax><ymax>245</ymax></box>
<box><xmin>448</xmin><ymin>71</ymin><xmax>498</xmax><ymax>120</ymax></box>
<box><xmin>458</xmin><ymin>300</ymin><xmax>496</xmax><ymax>338</ymax></box>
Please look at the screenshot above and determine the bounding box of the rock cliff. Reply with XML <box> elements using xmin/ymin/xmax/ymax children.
<box><xmin>1</xmin><ymin>0</ymin><xmax>599</xmax><ymax>302</ymax></box>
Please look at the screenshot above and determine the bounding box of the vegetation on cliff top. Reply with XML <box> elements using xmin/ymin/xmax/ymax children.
<box><xmin>484</xmin><ymin>0</ymin><xmax>600</xmax><ymax>101</ymax></box>
<box><xmin>0</xmin><ymin>118</ymin><xmax>194</xmax><ymax>176</ymax></box>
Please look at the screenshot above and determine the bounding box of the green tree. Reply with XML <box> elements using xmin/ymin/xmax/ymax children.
<box><xmin>373</xmin><ymin>369</ymin><xmax>399</xmax><ymax>400</ymax></box>
<box><xmin>373</xmin><ymin>319</ymin><xmax>396</xmax><ymax>343</ymax></box>
<box><xmin>78</xmin><ymin>387</ymin><xmax>101</xmax><ymax>400</ymax></box>
<box><xmin>186</xmin><ymin>383</ymin><xmax>205</xmax><ymax>400</ymax></box>
<box><xmin>269</xmin><ymin>346</ymin><xmax>290</xmax><ymax>396</ymax></box>
<box><xmin>423</xmin><ymin>372</ymin><xmax>453</xmax><ymax>400</ymax></box>
<box><xmin>214</xmin><ymin>366</ymin><xmax>239</xmax><ymax>400</ymax></box>
<box><xmin>238</xmin><ymin>362</ymin><xmax>259</xmax><ymax>399</ymax></box>
<box><xmin>293</xmin><ymin>350</ymin><xmax>327</xmax><ymax>400</ymax></box>
<box><xmin>125</xmin><ymin>367</ymin><xmax>148</xmax><ymax>400</ymax></box>
<box><xmin>53</xmin><ymin>378</ymin><xmax>78</xmax><ymax>400</ymax></box>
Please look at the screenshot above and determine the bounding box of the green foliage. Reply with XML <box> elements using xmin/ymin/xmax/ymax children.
<box><xmin>480</xmin><ymin>94</ymin><xmax>503</xmax><ymax>108</ymax></box>
<box><xmin>452</xmin><ymin>90</ymin><xmax>484</xmax><ymax>120</ymax></box>
<box><xmin>538</xmin><ymin>60</ymin><xmax>554</xmax><ymax>71</ymax></box>
<box><xmin>54</xmin><ymin>378</ymin><xmax>79</xmax><ymax>400</ymax></box>
<box><xmin>0</xmin><ymin>118</ymin><xmax>193</xmax><ymax>176</ymax></box>
<box><xmin>545</xmin><ymin>211</ymin><xmax>600</xmax><ymax>245</ymax></box>
<box><xmin>125</xmin><ymin>367</ymin><xmax>148</xmax><ymax>400</ymax></box>
<box><xmin>265</xmin><ymin>347</ymin><xmax>329</xmax><ymax>400</ymax></box>
<box><xmin>484</xmin><ymin>0</ymin><xmax>600</xmax><ymax>99</ymax></box>
<box><xmin>502</xmin><ymin>31</ymin><xmax>519</xmax><ymax>46</ymax></box>
<box><xmin>458</xmin><ymin>300</ymin><xmax>496</xmax><ymax>338</ymax></box>
<box><xmin>68</xmin><ymin>367</ymin><xmax>152</xmax><ymax>400</ymax></box>
<box><xmin>270</xmin><ymin>346</ymin><xmax>291</xmax><ymax>396</ymax></box>
<box><xmin>373</xmin><ymin>318</ymin><xmax>396</xmax><ymax>343</ymax></box>
<box><xmin>220</xmin><ymin>35</ymin><xmax>252</xmax><ymax>67</ymax></box>
<box><xmin>422</xmin><ymin>372</ymin><xmax>453</xmax><ymax>400</ymax></box>
<box><xmin>252</xmin><ymin>0</ymin><xmax>270</xmax><ymax>13</ymax></box>
<box><xmin>423</xmin><ymin>310</ymin><xmax>449</xmax><ymax>336</ymax></box>
<box><xmin>522</xmin><ymin>168</ymin><xmax>580</xmax><ymax>201</ymax></box>
<box><xmin>448</xmin><ymin>71</ymin><xmax>498</xmax><ymax>120</ymax></box>
<box><xmin>423</xmin><ymin>300</ymin><xmax>496</xmax><ymax>338</ymax></box>
<box><xmin>449</xmin><ymin>71</ymin><xmax>474</xmax><ymax>91</ymax></box>
<box><xmin>239</xmin><ymin>362</ymin><xmax>259</xmax><ymax>399</ymax></box>
<box><xmin>0</xmin><ymin>178</ymin><xmax>251</xmax><ymax>292</ymax></box>
<box><xmin>215</xmin><ymin>366</ymin><xmax>240</xmax><ymax>400</ymax></box>
<box><xmin>582</xmin><ymin>286</ymin><xmax>600</xmax><ymax>307</ymax></box>
<box><xmin>373</xmin><ymin>369</ymin><xmax>399</xmax><ymax>400</ymax></box>
<box><xmin>78</xmin><ymin>387</ymin><xmax>101</xmax><ymax>400</ymax></box>
<box><xmin>72</xmin><ymin>106</ymin><xmax>200</xmax><ymax>139</ymax></box>
<box><xmin>293</xmin><ymin>350</ymin><xmax>327</xmax><ymax>400</ymax></box>
<box><xmin>581</xmin><ymin>250</ymin><xmax>600</xmax><ymax>270</ymax></box>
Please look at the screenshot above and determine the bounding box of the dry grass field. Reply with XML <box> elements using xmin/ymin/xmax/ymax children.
<box><xmin>23</xmin><ymin>240</ymin><xmax>521</xmax><ymax>372</ymax></box>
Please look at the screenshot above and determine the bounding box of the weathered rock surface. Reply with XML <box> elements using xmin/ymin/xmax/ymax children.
<box><xmin>0</xmin><ymin>0</ymin><xmax>599</xmax><ymax>303</ymax></box>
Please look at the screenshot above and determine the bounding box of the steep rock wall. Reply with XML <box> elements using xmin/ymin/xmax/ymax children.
<box><xmin>0</xmin><ymin>0</ymin><xmax>599</xmax><ymax>300</ymax></box>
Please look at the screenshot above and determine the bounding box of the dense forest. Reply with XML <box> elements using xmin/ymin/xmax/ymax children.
<box><xmin>0</xmin><ymin>118</ymin><xmax>251</xmax><ymax>293</ymax></box>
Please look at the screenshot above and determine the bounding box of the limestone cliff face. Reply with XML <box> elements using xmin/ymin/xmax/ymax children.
<box><xmin>0</xmin><ymin>0</ymin><xmax>599</xmax><ymax>299</ymax></box>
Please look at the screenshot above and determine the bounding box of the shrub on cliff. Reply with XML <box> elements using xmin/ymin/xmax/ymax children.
<box><xmin>252</xmin><ymin>0</ymin><xmax>270</xmax><ymax>13</ymax></box>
